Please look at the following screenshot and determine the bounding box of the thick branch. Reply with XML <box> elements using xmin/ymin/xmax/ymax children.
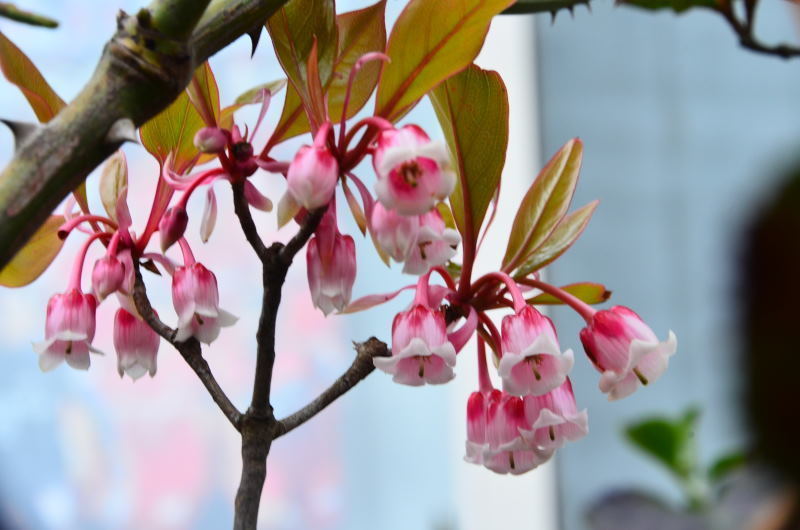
<box><xmin>0</xmin><ymin>0</ymin><xmax>292</xmax><ymax>271</ymax></box>
<box><xmin>132</xmin><ymin>262</ymin><xmax>243</xmax><ymax>429</ymax></box>
<box><xmin>275</xmin><ymin>337</ymin><xmax>389</xmax><ymax>438</ymax></box>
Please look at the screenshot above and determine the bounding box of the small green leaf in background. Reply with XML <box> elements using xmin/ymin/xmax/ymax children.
<box><xmin>527</xmin><ymin>282</ymin><xmax>610</xmax><ymax>305</ymax></box>
<box><xmin>618</xmin><ymin>0</ymin><xmax>718</xmax><ymax>13</ymax></box>
<box><xmin>0</xmin><ymin>215</ymin><xmax>65</xmax><ymax>287</ymax></box>
<box><xmin>502</xmin><ymin>138</ymin><xmax>584</xmax><ymax>272</ymax></box>
<box><xmin>625</xmin><ymin>408</ymin><xmax>700</xmax><ymax>481</ymax></box>
<box><xmin>140</xmin><ymin>90</ymin><xmax>204</xmax><ymax>174</ymax></box>
<box><xmin>708</xmin><ymin>451</ymin><xmax>746</xmax><ymax>483</ymax></box>
<box><xmin>99</xmin><ymin>151</ymin><xmax>128</xmax><ymax>223</ymax></box>
<box><xmin>503</xmin><ymin>0</ymin><xmax>591</xmax><ymax>15</ymax></box>
<box><xmin>431</xmin><ymin>64</ymin><xmax>509</xmax><ymax>247</ymax></box>
<box><xmin>513</xmin><ymin>199</ymin><xmax>598</xmax><ymax>277</ymax></box>
<box><xmin>234</xmin><ymin>79</ymin><xmax>287</xmax><ymax>106</ymax></box>
<box><xmin>375</xmin><ymin>0</ymin><xmax>515</xmax><ymax>122</ymax></box>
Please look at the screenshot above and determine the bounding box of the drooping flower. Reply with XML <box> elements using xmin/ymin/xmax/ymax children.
<box><xmin>286</xmin><ymin>125</ymin><xmax>339</xmax><ymax>210</ymax></box>
<box><xmin>402</xmin><ymin>209</ymin><xmax>460</xmax><ymax>275</ymax></box>
<box><xmin>114</xmin><ymin>308</ymin><xmax>160</xmax><ymax>380</ymax></box>
<box><xmin>172</xmin><ymin>263</ymin><xmax>237</xmax><ymax>344</ymax></box>
<box><xmin>91</xmin><ymin>253</ymin><xmax>126</xmax><ymax>301</ymax></box>
<box><xmin>372</xmin><ymin>125</ymin><xmax>455</xmax><ymax>215</ymax></box>
<box><xmin>497</xmin><ymin>306</ymin><xmax>574</xmax><ymax>397</ymax></box>
<box><xmin>374</xmin><ymin>304</ymin><xmax>457</xmax><ymax>386</ymax></box>
<box><xmin>580</xmin><ymin>305</ymin><xmax>677</xmax><ymax>400</ymax></box>
<box><xmin>33</xmin><ymin>289</ymin><xmax>101</xmax><ymax>371</ymax></box>
<box><xmin>465</xmin><ymin>390</ymin><xmax>489</xmax><ymax>466</ymax></box>
<box><xmin>307</xmin><ymin>230</ymin><xmax>357</xmax><ymax>316</ymax></box>
<box><xmin>482</xmin><ymin>390</ymin><xmax>554</xmax><ymax>475</ymax></box>
<box><xmin>370</xmin><ymin>201</ymin><xmax>419</xmax><ymax>263</ymax></box>
<box><xmin>520</xmin><ymin>378</ymin><xmax>588</xmax><ymax>450</ymax></box>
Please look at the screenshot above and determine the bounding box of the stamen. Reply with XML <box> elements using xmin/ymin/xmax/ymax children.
<box><xmin>195</xmin><ymin>314</ymin><xmax>205</xmax><ymax>325</ymax></box>
<box><xmin>549</xmin><ymin>426</ymin><xmax>556</xmax><ymax>442</ymax></box>
<box><xmin>418</xmin><ymin>357</ymin><xmax>425</xmax><ymax>378</ymax></box>
<box><xmin>633</xmin><ymin>368</ymin><xmax>649</xmax><ymax>385</ymax></box>
<box><xmin>509</xmin><ymin>453</ymin><xmax>516</xmax><ymax>470</ymax></box>
<box><xmin>65</xmin><ymin>342</ymin><xmax>72</xmax><ymax>355</ymax></box>
<box><xmin>400</xmin><ymin>161</ymin><xmax>422</xmax><ymax>186</ymax></box>
<box><xmin>530</xmin><ymin>360</ymin><xmax>542</xmax><ymax>381</ymax></box>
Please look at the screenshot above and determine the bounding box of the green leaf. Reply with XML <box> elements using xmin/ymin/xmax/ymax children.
<box><xmin>0</xmin><ymin>31</ymin><xmax>64</xmax><ymax>122</ymax></box>
<box><xmin>99</xmin><ymin>151</ymin><xmax>128</xmax><ymax>223</ymax></box>
<box><xmin>375</xmin><ymin>0</ymin><xmax>515</xmax><ymax>122</ymax></box>
<box><xmin>625</xmin><ymin>408</ymin><xmax>700</xmax><ymax>480</ymax></box>
<box><xmin>503</xmin><ymin>138</ymin><xmax>583</xmax><ymax>272</ymax></box>
<box><xmin>186</xmin><ymin>61</ymin><xmax>221</xmax><ymax>127</ymax></box>
<box><xmin>269</xmin><ymin>0</ymin><xmax>386</xmax><ymax>144</ymax></box>
<box><xmin>431</xmin><ymin>64</ymin><xmax>508</xmax><ymax>244</ymax></box>
<box><xmin>503</xmin><ymin>0</ymin><xmax>591</xmax><ymax>15</ymax></box>
<box><xmin>513</xmin><ymin>199</ymin><xmax>598</xmax><ymax>277</ymax></box>
<box><xmin>266</xmin><ymin>0</ymin><xmax>337</xmax><ymax>107</ymax></box>
<box><xmin>140</xmin><ymin>90</ymin><xmax>204</xmax><ymax>174</ymax></box>
<box><xmin>618</xmin><ymin>0</ymin><xmax>717</xmax><ymax>13</ymax></box>
<box><xmin>708</xmin><ymin>451</ymin><xmax>747</xmax><ymax>482</ymax></box>
<box><xmin>0</xmin><ymin>215</ymin><xmax>65</xmax><ymax>287</ymax></box>
<box><xmin>527</xmin><ymin>282</ymin><xmax>610</xmax><ymax>305</ymax></box>
<box><xmin>234</xmin><ymin>79</ymin><xmax>287</xmax><ymax>106</ymax></box>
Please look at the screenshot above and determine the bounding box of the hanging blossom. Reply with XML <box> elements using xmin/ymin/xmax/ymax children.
<box><xmin>306</xmin><ymin>205</ymin><xmax>357</xmax><ymax>316</ymax></box>
<box><xmin>114</xmin><ymin>307</ymin><xmax>160</xmax><ymax>380</ymax></box>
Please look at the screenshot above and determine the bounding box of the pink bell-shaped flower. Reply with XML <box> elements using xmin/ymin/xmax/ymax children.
<box><xmin>520</xmin><ymin>378</ymin><xmax>588</xmax><ymax>450</ymax></box>
<box><xmin>372</xmin><ymin>125</ymin><xmax>455</xmax><ymax>215</ymax></box>
<box><xmin>307</xmin><ymin>231</ymin><xmax>357</xmax><ymax>316</ymax></box>
<box><xmin>465</xmin><ymin>390</ymin><xmax>489</xmax><ymax>466</ymax></box>
<box><xmin>370</xmin><ymin>202</ymin><xmax>420</xmax><ymax>263</ymax></box>
<box><xmin>402</xmin><ymin>209</ymin><xmax>460</xmax><ymax>275</ymax></box>
<box><xmin>286</xmin><ymin>125</ymin><xmax>339</xmax><ymax>210</ymax></box>
<box><xmin>172</xmin><ymin>263</ymin><xmax>237</xmax><ymax>344</ymax></box>
<box><xmin>482</xmin><ymin>391</ymin><xmax>553</xmax><ymax>475</ymax></box>
<box><xmin>580</xmin><ymin>305</ymin><xmax>677</xmax><ymax>401</ymax></box>
<box><xmin>114</xmin><ymin>308</ymin><xmax>160</xmax><ymax>380</ymax></box>
<box><xmin>374</xmin><ymin>304</ymin><xmax>457</xmax><ymax>386</ymax></box>
<box><xmin>33</xmin><ymin>289</ymin><xmax>101</xmax><ymax>371</ymax></box>
<box><xmin>91</xmin><ymin>253</ymin><xmax>126</xmax><ymax>301</ymax></box>
<box><xmin>497</xmin><ymin>306</ymin><xmax>574</xmax><ymax>397</ymax></box>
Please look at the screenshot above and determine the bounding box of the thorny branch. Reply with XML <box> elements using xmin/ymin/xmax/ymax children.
<box><xmin>132</xmin><ymin>261</ymin><xmax>243</xmax><ymax>430</ymax></box>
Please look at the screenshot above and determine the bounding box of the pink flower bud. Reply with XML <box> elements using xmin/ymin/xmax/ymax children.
<box><xmin>373</xmin><ymin>304</ymin><xmax>457</xmax><ymax>386</ymax></box>
<box><xmin>520</xmin><ymin>378</ymin><xmax>588</xmax><ymax>450</ymax></box>
<box><xmin>286</xmin><ymin>143</ymin><xmax>339</xmax><ymax>210</ymax></box>
<box><xmin>159</xmin><ymin>206</ymin><xmax>188</xmax><ymax>252</ymax></box>
<box><xmin>114</xmin><ymin>308</ymin><xmax>160</xmax><ymax>380</ymax></box>
<box><xmin>372</xmin><ymin>125</ymin><xmax>456</xmax><ymax>215</ymax></box>
<box><xmin>33</xmin><ymin>289</ymin><xmax>101</xmax><ymax>371</ymax></box>
<box><xmin>497</xmin><ymin>306</ymin><xmax>574</xmax><ymax>397</ymax></box>
<box><xmin>580</xmin><ymin>305</ymin><xmax>677</xmax><ymax>401</ymax></box>
<box><xmin>482</xmin><ymin>391</ymin><xmax>553</xmax><ymax>475</ymax></box>
<box><xmin>172</xmin><ymin>263</ymin><xmax>237</xmax><ymax>344</ymax></box>
<box><xmin>194</xmin><ymin>127</ymin><xmax>227</xmax><ymax>154</ymax></box>
<box><xmin>306</xmin><ymin>231</ymin><xmax>356</xmax><ymax>316</ymax></box>
<box><xmin>91</xmin><ymin>254</ymin><xmax>126</xmax><ymax>301</ymax></box>
<box><xmin>402</xmin><ymin>209</ymin><xmax>460</xmax><ymax>275</ymax></box>
<box><xmin>370</xmin><ymin>202</ymin><xmax>419</xmax><ymax>262</ymax></box>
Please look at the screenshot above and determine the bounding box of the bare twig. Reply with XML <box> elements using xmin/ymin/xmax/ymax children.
<box><xmin>231</xmin><ymin>180</ymin><xmax>268</xmax><ymax>261</ymax></box>
<box><xmin>716</xmin><ymin>3</ymin><xmax>800</xmax><ymax>59</ymax></box>
<box><xmin>275</xmin><ymin>337</ymin><xmax>390</xmax><ymax>438</ymax></box>
<box><xmin>132</xmin><ymin>261</ymin><xmax>243</xmax><ymax>429</ymax></box>
<box><xmin>279</xmin><ymin>206</ymin><xmax>326</xmax><ymax>263</ymax></box>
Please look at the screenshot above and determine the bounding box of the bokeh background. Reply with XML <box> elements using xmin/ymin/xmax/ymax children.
<box><xmin>0</xmin><ymin>1</ymin><xmax>798</xmax><ymax>528</ymax></box>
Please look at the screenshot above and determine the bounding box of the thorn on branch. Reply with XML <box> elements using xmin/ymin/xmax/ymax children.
<box><xmin>0</xmin><ymin>119</ymin><xmax>40</xmax><ymax>152</ymax></box>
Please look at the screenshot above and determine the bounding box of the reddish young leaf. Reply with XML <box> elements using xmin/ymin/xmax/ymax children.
<box><xmin>375</xmin><ymin>0</ymin><xmax>515</xmax><ymax>121</ymax></box>
<box><xmin>187</xmin><ymin>61</ymin><xmax>221</xmax><ymax>127</ymax></box>
<box><xmin>0</xmin><ymin>215</ymin><xmax>65</xmax><ymax>287</ymax></box>
<box><xmin>526</xmin><ymin>281</ymin><xmax>610</xmax><ymax>306</ymax></box>
<box><xmin>503</xmin><ymin>138</ymin><xmax>584</xmax><ymax>272</ymax></box>
<box><xmin>430</xmin><ymin>64</ymin><xmax>508</xmax><ymax>247</ymax></box>
<box><xmin>0</xmin><ymin>31</ymin><xmax>64</xmax><ymax>122</ymax></box>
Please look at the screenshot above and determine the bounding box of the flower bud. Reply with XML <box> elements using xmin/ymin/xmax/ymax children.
<box><xmin>91</xmin><ymin>254</ymin><xmax>126</xmax><ymax>301</ymax></box>
<box><xmin>194</xmin><ymin>127</ymin><xmax>227</xmax><ymax>154</ymax></box>
<box><xmin>114</xmin><ymin>308</ymin><xmax>160</xmax><ymax>380</ymax></box>
<box><xmin>580</xmin><ymin>306</ymin><xmax>677</xmax><ymax>400</ymax></box>
<box><xmin>159</xmin><ymin>206</ymin><xmax>188</xmax><ymax>252</ymax></box>
<box><xmin>286</xmin><ymin>144</ymin><xmax>339</xmax><ymax>210</ymax></box>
